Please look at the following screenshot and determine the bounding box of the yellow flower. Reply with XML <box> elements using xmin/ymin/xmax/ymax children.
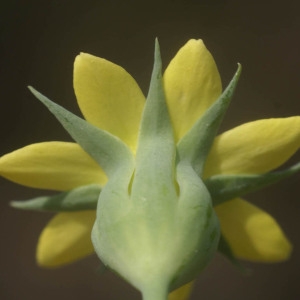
<box><xmin>1</xmin><ymin>40</ymin><xmax>299</xmax><ymax>299</ymax></box>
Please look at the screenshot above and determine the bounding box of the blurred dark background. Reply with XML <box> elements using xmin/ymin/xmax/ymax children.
<box><xmin>0</xmin><ymin>0</ymin><xmax>299</xmax><ymax>299</ymax></box>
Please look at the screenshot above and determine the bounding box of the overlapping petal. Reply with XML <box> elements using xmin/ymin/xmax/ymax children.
<box><xmin>163</xmin><ymin>39</ymin><xmax>222</xmax><ymax>141</ymax></box>
<box><xmin>74</xmin><ymin>53</ymin><xmax>145</xmax><ymax>151</ymax></box>
<box><xmin>0</xmin><ymin>142</ymin><xmax>106</xmax><ymax>191</ymax></box>
<box><xmin>204</xmin><ymin>117</ymin><xmax>300</xmax><ymax>177</ymax></box>
<box><xmin>37</xmin><ymin>211</ymin><xmax>96</xmax><ymax>267</ymax></box>
<box><xmin>215</xmin><ymin>198</ymin><xmax>292</xmax><ymax>262</ymax></box>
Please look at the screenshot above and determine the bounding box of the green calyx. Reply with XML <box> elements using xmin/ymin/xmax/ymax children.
<box><xmin>92</xmin><ymin>40</ymin><xmax>220</xmax><ymax>297</ymax></box>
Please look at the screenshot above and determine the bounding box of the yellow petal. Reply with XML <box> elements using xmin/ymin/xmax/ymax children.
<box><xmin>163</xmin><ymin>39</ymin><xmax>222</xmax><ymax>141</ymax></box>
<box><xmin>37</xmin><ymin>211</ymin><xmax>96</xmax><ymax>267</ymax></box>
<box><xmin>204</xmin><ymin>117</ymin><xmax>300</xmax><ymax>177</ymax></box>
<box><xmin>215</xmin><ymin>198</ymin><xmax>292</xmax><ymax>262</ymax></box>
<box><xmin>168</xmin><ymin>282</ymin><xmax>194</xmax><ymax>300</ymax></box>
<box><xmin>74</xmin><ymin>53</ymin><xmax>145</xmax><ymax>151</ymax></box>
<box><xmin>0</xmin><ymin>142</ymin><xmax>106</xmax><ymax>191</ymax></box>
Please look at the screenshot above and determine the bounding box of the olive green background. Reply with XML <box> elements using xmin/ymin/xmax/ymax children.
<box><xmin>0</xmin><ymin>0</ymin><xmax>299</xmax><ymax>299</ymax></box>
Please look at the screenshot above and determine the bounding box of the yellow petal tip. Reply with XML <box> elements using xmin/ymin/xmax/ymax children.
<box><xmin>36</xmin><ymin>211</ymin><xmax>96</xmax><ymax>268</ymax></box>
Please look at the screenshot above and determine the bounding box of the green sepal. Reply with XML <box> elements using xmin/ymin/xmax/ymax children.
<box><xmin>10</xmin><ymin>184</ymin><xmax>101</xmax><ymax>212</ymax></box>
<box><xmin>131</xmin><ymin>38</ymin><xmax>177</xmax><ymax>213</ymax></box>
<box><xmin>177</xmin><ymin>64</ymin><xmax>241</xmax><ymax>176</ymax></box>
<box><xmin>28</xmin><ymin>86</ymin><xmax>134</xmax><ymax>177</ymax></box>
<box><xmin>170</xmin><ymin>162</ymin><xmax>220</xmax><ymax>289</ymax></box>
<box><xmin>206</xmin><ymin>162</ymin><xmax>300</xmax><ymax>206</ymax></box>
